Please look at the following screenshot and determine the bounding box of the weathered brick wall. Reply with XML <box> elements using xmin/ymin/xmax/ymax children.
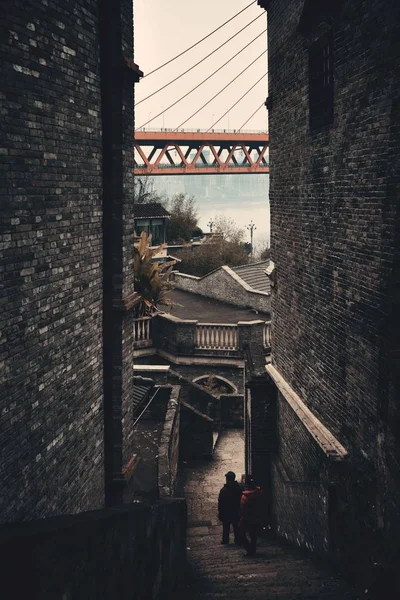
<box><xmin>267</xmin><ymin>0</ymin><xmax>400</xmax><ymax>574</ymax></box>
<box><xmin>220</xmin><ymin>395</ymin><xmax>244</xmax><ymax>428</ymax></box>
<box><xmin>151</xmin><ymin>313</ymin><xmax>197</xmax><ymax>356</ymax></box>
<box><xmin>273</xmin><ymin>392</ymin><xmax>330</xmax><ymax>554</ymax></box>
<box><xmin>179</xmin><ymin>402</ymin><xmax>214</xmax><ymax>460</ymax></box>
<box><xmin>0</xmin><ymin>498</ymin><xmax>187</xmax><ymax>600</ymax></box>
<box><xmin>0</xmin><ymin>0</ymin><xmax>104</xmax><ymax>522</ymax></box>
<box><xmin>173</xmin><ymin>268</ymin><xmax>271</xmax><ymax>313</ymax></box>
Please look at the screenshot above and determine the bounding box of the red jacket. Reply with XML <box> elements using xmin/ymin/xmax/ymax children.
<box><xmin>240</xmin><ymin>486</ymin><xmax>264</xmax><ymax>525</ymax></box>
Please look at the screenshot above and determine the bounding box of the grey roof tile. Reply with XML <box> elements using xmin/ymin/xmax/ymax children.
<box><xmin>231</xmin><ymin>261</ymin><xmax>271</xmax><ymax>294</ymax></box>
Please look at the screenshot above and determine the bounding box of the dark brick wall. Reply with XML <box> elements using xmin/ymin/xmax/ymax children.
<box><xmin>99</xmin><ymin>0</ymin><xmax>139</xmax><ymax>505</ymax></box>
<box><xmin>273</xmin><ymin>391</ymin><xmax>331</xmax><ymax>554</ymax></box>
<box><xmin>0</xmin><ymin>498</ymin><xmax>187</xmax><ymax>600</ymax></box>
<box><xmin>0</xmin><ymin>0</ymin><xmax>104</xmax><ymax>522</ymax></box>
<box><xmin>179</xmin><ymin>402</ymin><xmax>214</xmax><ymax>460</ymax></box>
<box><xmin>267</xmin><ymin>0</ymin><xmax>400</xmax><ymax>574</ymax></box>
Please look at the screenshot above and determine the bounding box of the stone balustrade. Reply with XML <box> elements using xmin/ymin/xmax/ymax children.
<box><xmin>263</xmin><ymin>321</ymin><xmax>271</xmax><ymax>349</ymax></box>
<box><xmin>133</xmin><ymin>316</ymin><xmax>152</xmax><ymax>347</ymax></box>
<box><xmin>195</xmin><ymin>323</ymin><xmax>239</xmax><ymax>350</ymax></box>
<box><xmin>133</xmin><ymin>313</ymin><xmax>271</xmax><ymax>358</ymax></box>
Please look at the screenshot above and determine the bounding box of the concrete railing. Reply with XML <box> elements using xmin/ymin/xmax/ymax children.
<box><xmin>133</xmin><ymin>317</ymin><xmax>152</xmax><ymax>347</ymax></box>
<box><xmin>134</xmin><ymin>314</ymin><xmax>271</xmax><ymax>360</ymax></box>
<box><xmin>195</xmin><ymin>323</ymin><xmax>239</xmax><ymax>351</ymax></box>
<box><xmin>263</xmin><ymin>321</ymin><xmax>271</xmax><ymax>349</ymax></box>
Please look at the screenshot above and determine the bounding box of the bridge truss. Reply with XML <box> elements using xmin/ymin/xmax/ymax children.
<box><xmin>133</xmin><ymin>130</ymin><xmax>269</xmax><ymax>176</ymax></box>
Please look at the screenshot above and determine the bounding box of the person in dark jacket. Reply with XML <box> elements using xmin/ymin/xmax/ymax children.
<box><xmin>218</xmin><ymin>471</ymin><xmax>242</xmax><ymax>544</ymax></box>
<box><xmin>239</xmin><ymin>474</ymin><xmax>264</xmax><ymax>556</ymax></box>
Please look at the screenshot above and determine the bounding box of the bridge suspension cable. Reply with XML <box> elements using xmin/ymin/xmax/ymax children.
<box><xmin>136</xmin><ymin>27</ymin><xmax>266</xmax><ymax>107</ymax></box>
<box><xmin>238</xmin><ymin>102</ymin><xmax>265</xmax><ymax>131</ymax></box>
<box><xmin>144</xmin><ymin>0</ymin><xmax>258</xmax><ymax>78</ymax></box>
<box><xmin>173</xmin><ymin>50</ymin><xmax>267</xmax><ymax>131</ymax></box>
<box><xmin>206</xmin><ymin>72</ymin><xmax>267</xmax><ymax>131</ymax></box>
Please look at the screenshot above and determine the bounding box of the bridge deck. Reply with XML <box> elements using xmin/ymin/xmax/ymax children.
<box><xmin>133</xmin><ymin>129</ymin><xmax>269</xmax><ymax>176</ymax></box>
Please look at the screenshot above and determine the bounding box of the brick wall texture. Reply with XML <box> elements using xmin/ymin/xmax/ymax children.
<box><xmin>267</xmin><ymin>0</ymin><xmax>400</xmax><ymax>574</ymax></box>
<box><xmin>0</xmin><ymin>0</ymin><xmax>139</xmax><ymax>521</ymax></box>
<box><xmin>0</xmin><ymin>0</ymin><xmax>104</xmax><ymax>522</ymax></box>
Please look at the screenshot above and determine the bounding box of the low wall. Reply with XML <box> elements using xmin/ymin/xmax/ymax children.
<box><xmin>152</xmin><ymin>313</ymin><xmax>196</xmax><ymax>356</ymax></box>
<box><xmin>0</xmin><ymin>498</ymin><xmax>187</xmax><ymax>600</ymax></box>
<box><xmin>179</xmin><ymin>401</ymin><xmax>214</xmax><ymax>460</ymax></box>
<box><xmin>158</xmin><ymin>387</ymin><xmax>180</xmax><ymax>498</ymax></box>
<box><xmin>173</xmin><ymin>267</ymin><xmax>270</xmax><ymax>313</ymax></box>
<box><xmin>168</xmin><ymin>370</ymin><xmax>221</xmax><ymax>427</ymax></box>
<box><xmin>220</xmin><ymin>394</ymin><xmax>244</xmax><ymax>427</ymax></box>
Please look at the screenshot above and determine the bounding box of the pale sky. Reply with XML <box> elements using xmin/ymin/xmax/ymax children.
<box><xmin>134</xmin><ymin>0</ymin><xmax>268</xmax><ymax>132</ymax></box>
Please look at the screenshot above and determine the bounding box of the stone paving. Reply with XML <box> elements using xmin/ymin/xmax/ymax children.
<box><xmin>176</xmin><ymin>429</ymin><xmax>357</xmax><ymax>600</ymax></box>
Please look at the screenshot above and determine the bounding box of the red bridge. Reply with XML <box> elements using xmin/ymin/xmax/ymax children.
<box><xmin>133</xmin><ymin>130</ymin><xmax>269</xmax><ymax>176</ymax></box>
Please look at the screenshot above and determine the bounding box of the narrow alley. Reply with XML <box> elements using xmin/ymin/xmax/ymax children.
<box><xmin>177</xmin><ymin>430</ymin><xmax>356</xmax><ymax>600</ymax></box>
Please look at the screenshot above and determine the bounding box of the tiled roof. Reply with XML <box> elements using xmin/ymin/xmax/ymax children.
<box><xmin>231</xmin><ymin>261</ymin><xmax>271</xmax><ymax>294</ymax></box>
<box><xmin>134</xmin><ymin>203</ymin><xmax>170</xmax><ymax>219</ymax></box>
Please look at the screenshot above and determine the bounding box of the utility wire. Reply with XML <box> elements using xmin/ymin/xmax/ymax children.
<box><xmin>136</xmin><ymin>13</ymin><xmax>264</xmax><ymax>107</ymax></box>
<box><xmin>144</xmin><ymin>0</ymin><xmax>258</xmax><ymax>78</ymax></box>
<box><xmin>136</xmin><ymin>27</ymin><xmax>266</xmax><ymax>107</ymax></box>
<box><xmin>238</xmin><ymin>102</ymin><xmax>265</xmax><ymax>130</ymax></box>
<box><xmin>207</xmin><ymin>72</ymin><xmax>267</xmax><ymax>131</ymax></box>
<box><xmin>173</xmin><ymin>50</ymin><xmax>267</xmax><ymax>131</ymax></box>
<box><xmin>136</xmin><ymin>34</ymin><xmax>267</xmax><ymax>132</ymax></box>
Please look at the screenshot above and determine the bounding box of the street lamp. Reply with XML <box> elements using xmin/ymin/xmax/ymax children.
<box><xmin>247</xmin><ymin>220</ymin><xmax>257</xmax><ymax>260</ymax></box>
<box><xmin>208</xmin><ymin>219</ymin><xmax>215</xmax><ymax>232</ymax></box>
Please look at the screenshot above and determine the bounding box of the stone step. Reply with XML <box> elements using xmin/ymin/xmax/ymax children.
<box><xmin>176</xmin><ymin>431</ymin><xmax>356</xmax><ymax>600</ymax></box>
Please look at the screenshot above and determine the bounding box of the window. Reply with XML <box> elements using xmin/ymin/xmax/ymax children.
<box><xmin>308</xmin><ymin>30</ymin><xmax>334</xmax><ymax>130</ymax></box>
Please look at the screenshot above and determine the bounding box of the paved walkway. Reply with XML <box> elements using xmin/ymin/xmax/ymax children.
<box><xmin>177</xmin><ymin>430</ymin><xmax>356</xmax><ymax>600</ymax></box>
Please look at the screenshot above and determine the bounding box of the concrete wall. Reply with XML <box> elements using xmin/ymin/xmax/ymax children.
<box><xmin>266</xmin><ymin>0</ymin><xmax>400</xmax><ymax>576</ymax></box>
<box><xmin>173</xmin><ymin>267</ymin><xmax>270</xmax><ymax>313</ymax></box>
<box><xmin>0</xmin><ymin>499</ymin><xmax>187</xmax><ymax>600</ymax></box>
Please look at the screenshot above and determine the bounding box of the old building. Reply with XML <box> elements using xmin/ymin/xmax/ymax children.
<box><xmin>0</xmin><ymin>0</ymin><xmax>144</xmax><ymax>520</ymax></box>
<box><xmin>134</xmin><ymin>202</ymin><xmax>171</xmax><ymax>245</ymax></box>
<box><xmin>254</xmin><ymin>0</ymin><xmax>400</xmax><ymax>586</ymax></box>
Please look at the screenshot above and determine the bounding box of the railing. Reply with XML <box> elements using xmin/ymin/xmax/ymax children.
<box><xmin>195</xmin><ymin>324</ymin><xmax>238</xmax><ymax>351</ymax></box>
<box><xmin>263</xmin><ymin>321</ymin><xmax>271</xmax><ymax>349</ymax></box>
<box><xmin>133</xmin><ymin>317</ymin><xmax>152</xmax><ymax>347</ymax></box>
<box><xmin>135</xmin><ymin>128</ymin><xmax>267</xmax><ymax>134</ymax></box>
<box><xmin>135</xmin><ymin>162</ymin><xmax>269</xmax><ymax>169</ymax></box>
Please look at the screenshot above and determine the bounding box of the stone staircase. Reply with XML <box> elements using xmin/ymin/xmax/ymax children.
<box><xmin>176</xmin><ymin>430</ymin><xmax>357</xmax><ymax>600</ymax></box>
<box><xmin>180</xmin><ymin>523</ymin><xmax>355</xmax><ymax>600</ymax></box>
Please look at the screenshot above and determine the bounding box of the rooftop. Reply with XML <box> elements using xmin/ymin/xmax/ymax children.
<box><xmin>164</xmin><ymin>289</ymin><xmax>269</xmax><ymax>323</ymax></box>
<box><xmin>134</xmin><ymin>203</ymin><xmax>170</xmax><ymax>219</ymax></box>
<box><xmin>231</xmin><ymin>261</ymin><xmax>271</xmax><ymax>294</ymax></box>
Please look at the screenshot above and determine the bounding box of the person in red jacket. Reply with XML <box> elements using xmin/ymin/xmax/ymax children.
<box><xmin>218</xmin><ymin>471</ymin><xmax>243</xmax><ymax>544</ymax></box>
<box><xmin>239</xmin><ymin>474</ymin><xmax>264</xmax><ymax>556</ymax></box>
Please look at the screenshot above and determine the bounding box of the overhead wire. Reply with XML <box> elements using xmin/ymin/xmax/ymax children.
<box><xmin>136</xmin><ymin>31</ymin><xmax>266</xmax><ymax>129</ymax></box>
<box><xmin>173</xmin><ymin>50</ymin><xmax>267</xmax><ymax>131</ymax></box>
<box><xmin>144</xmin><ymin>0</ymin><xmax>258</xmax><ymax>78</ymax></box>
<box><xmin>136</xmin><ymin>13</ymin><xmax>265</xmax><ymax>106</ymax></box>
<box><xmin>206</xmin><ymin>72</ymin><xmax>267</xmax><ymax>131</ymax></box>
<box><xmin>238</xmin><ymin>102</ymin><xmax>265</xmax><ymax>130</ymax></box>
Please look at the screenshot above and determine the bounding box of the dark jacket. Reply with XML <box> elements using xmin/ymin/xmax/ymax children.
<box><xmin>240</xmin><ymin>486</ymin><xmax>264</xmax><ymax>526</ymax></box>
<box><xmin>218</xmin><ymin>481</ymin><xmax>242</xmax><ymax>521</ymax></box>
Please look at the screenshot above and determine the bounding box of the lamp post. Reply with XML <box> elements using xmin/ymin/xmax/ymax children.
<box><xmin>247</xmin><ymin>220</ymin><xmax>256</xmax><ymax>261</ymax></box>
<box><xmin>208</xmin><ymin>219</ymin><xmax>215</xmax><ymax>233</ymax></box>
